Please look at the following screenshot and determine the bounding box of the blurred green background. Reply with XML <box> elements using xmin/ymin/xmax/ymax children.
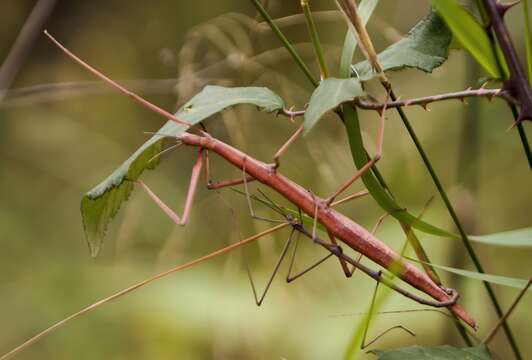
<box><xmin>0</xmin><ymin>1</ymin><xmax>531</xmax><ymax>359</ymax></box>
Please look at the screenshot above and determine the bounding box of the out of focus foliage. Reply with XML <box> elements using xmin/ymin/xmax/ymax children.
<box><xmin>0</xmin><ymin>1</ymin><xmax>530</xmax><ymax>359</ymax></box>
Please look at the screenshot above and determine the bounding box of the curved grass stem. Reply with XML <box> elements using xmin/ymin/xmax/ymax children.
<box><xmin>250</xmin><ymin>0</ymin><xmax>318</xmax><ymax>87</ymax></box>
<box><xmin>300</xmin><ymin>0</ymin><xmax>329</xmax><ymax>79</ymax></box>
<box><xmin>0</xmin><ymin>223</ymin><xmax>288</xmax><ymax>360</ymax></box>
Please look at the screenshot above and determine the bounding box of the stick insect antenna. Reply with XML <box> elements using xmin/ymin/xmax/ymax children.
<box><xmin>44</xmin><ymin>31</ymin><xmax>191</xmax><ymax>127</ymax></box>
<box><xmin>148</xmin><ymin>142</ymin><xmax>183</xmax><ymax>163</ymax></box>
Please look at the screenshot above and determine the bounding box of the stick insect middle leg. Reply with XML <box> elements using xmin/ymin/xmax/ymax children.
<box><xmin>324</xmin><ymin>94</ymin><xmax>388</xmax><ymax>206</ymax></box>
<box><xmin>203</xmin><ymin>154</ymin><xmax>295</xmax><ymax>305</ymax></box>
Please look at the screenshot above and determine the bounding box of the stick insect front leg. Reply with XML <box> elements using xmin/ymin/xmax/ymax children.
<box><xmin>138</xmin><ymin>148</ymin><xmax>204</xmax><ymax>226</ymax></box>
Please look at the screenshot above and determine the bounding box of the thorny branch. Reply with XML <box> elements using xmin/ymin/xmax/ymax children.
<box><xmin>279</xmin><ymin>87</ymin><xmax>516</xmax><ymax>118</ymax></box>
<box><xmin>354</xmin><ymin>88</ymin><xmax>517</xmax><ymax>111</ymax></box>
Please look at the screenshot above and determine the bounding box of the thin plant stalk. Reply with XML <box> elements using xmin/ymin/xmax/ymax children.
<box><xmin>523</xmin><ymin>0</ymin><xmax>532</xmax><ymax>85</ymax></box>
<box><xmin>387</xmin><ymin>79</ymin><xmax>519</xmax><ymax>356</ymax></box>
<box><xmin>249</xmin><ymin>0</ymin><xmax>318</xmax><ymax>87</ymax></box>
<box><xmin>300</xmin><ymin>0</ymin><xmax>329</xmax><ymax>78</ymax></box>
<box><xmin>482</xmin><ymin>278</ymin><xmax>532</xmax><ymax>345</ymax></box>
<box><xmin>0</xmin><ymin>223</ymin><xmax>288</xmax><ymax>360</ymax></box>
<box><xmin>0</xmin><ymin>0</ymin><xmax>58</xmax><ymax>103</ymax></box>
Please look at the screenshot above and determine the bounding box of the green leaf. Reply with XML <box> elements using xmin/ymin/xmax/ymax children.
<box><xmin>352</xmin><ymin>11</ymin><xmax>452</xmax><ymax>81</ymax></box>
<box><xmin>431</xmin><ymin>0</ymin><xmax>501</xmax><ymax>78</ymax></box>
<box><xmin>371</xmin><ymin>344</ymin><xmax>493</xmax><ymax>360</ymax></box>
<box><xmin>339</xmin><ymin>0</ymin><xmax>380</xmax><ymax>78</ymax></box>
<box><xmin>406</xmin><ymin>257</ymin><xmax>530</xmax><ymax>291</ymax></box>
<box><xmin>303</xmin><ymin>78</ymin><xmax>364</xmax><ymax>133</ymax></box>
<box><xmin>470</xmin><ymin>227</ymin><xmax>532</xmax><ymax>247</ymax></box>
<box><xmin>81</xmin><ymin>86</ymin><xmax>284</xmax><ymax>257</ymax></box>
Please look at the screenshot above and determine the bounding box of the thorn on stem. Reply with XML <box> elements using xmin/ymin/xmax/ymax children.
<box><xmin>495</xmin><ymin>0</ymin><xmax>521</xmax><ymax>16</ymax></box>
<box><xmin>419</xmin><ymin>103</ymin><xmax>430</xmax><ymax>111</ymax></box>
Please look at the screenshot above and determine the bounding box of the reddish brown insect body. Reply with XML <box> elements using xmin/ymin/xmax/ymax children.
<box><xmin>180</xmin><ymin>132</ymin><xmax>476</xmax><ymax>329</ymax></box>
<box><xmin>41</xmin><ymin>29</ymin><xmax>476</xmax><ymax>329</ymax></box>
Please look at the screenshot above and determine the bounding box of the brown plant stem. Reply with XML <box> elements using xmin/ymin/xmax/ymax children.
<box><xmin>0</xmin><ymin>0</ymin><xmax>58</xmax><ymax>104</ymax></box>
<box><xmin>354</xmin><ymin>88</ymin><xmax>516</xmax><ymax>110</ymax></box>
<box><xmin>0</xmin><ymin>223</ymin><xmax>287</xmax><ymax>360</ymax></box>
<box><xmin>279</xmin><ymin>88</ymin><xmax>515</xmax><ymax>118</ymax></box>
<box><xmin>483</xmin><ymin>277</ymin><xmax>532</xmax><ymax>345</ymax></box>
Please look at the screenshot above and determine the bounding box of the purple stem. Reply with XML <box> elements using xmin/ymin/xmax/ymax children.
<box><xmin>483</xmin><ymin>0</ymin><xmax>532</xmax><ymax>122</ymax></box>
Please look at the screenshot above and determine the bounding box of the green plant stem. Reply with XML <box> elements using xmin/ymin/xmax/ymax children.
<box><xmin>300</xmin><ymin>0</ymin><xmax>329</xmax><ymax>78</ymax></box>
<box><xmin>388</xmin><ymin>88</ymin><xmax>520</xmax><ymax>354</ymax></box>
<box><xmin>250</xmin><ymin>0</ymin><xmax>318</xmax><ymax>87</ymax></box>
<box><xmin>524</xmin><ymin>0</ymin><xmax>532</xmax><ymax>85</ymax></box>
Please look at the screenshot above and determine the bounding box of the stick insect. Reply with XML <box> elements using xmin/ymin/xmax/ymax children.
<box><xmin>43</xmin><ymin>31</ymin><xmax>476</xmax><ymax>328</ymax></box>
<box><xmin>0</xmin><ymin>30</ymin><xmax>480</xmax><ymax>360</ymax></box>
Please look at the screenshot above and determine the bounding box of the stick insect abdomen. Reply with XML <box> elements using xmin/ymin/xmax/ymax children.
<box><xmin>180</xmin><ymin>132</ymin><xmax>476</xmax><ymax>329</ymax></box>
